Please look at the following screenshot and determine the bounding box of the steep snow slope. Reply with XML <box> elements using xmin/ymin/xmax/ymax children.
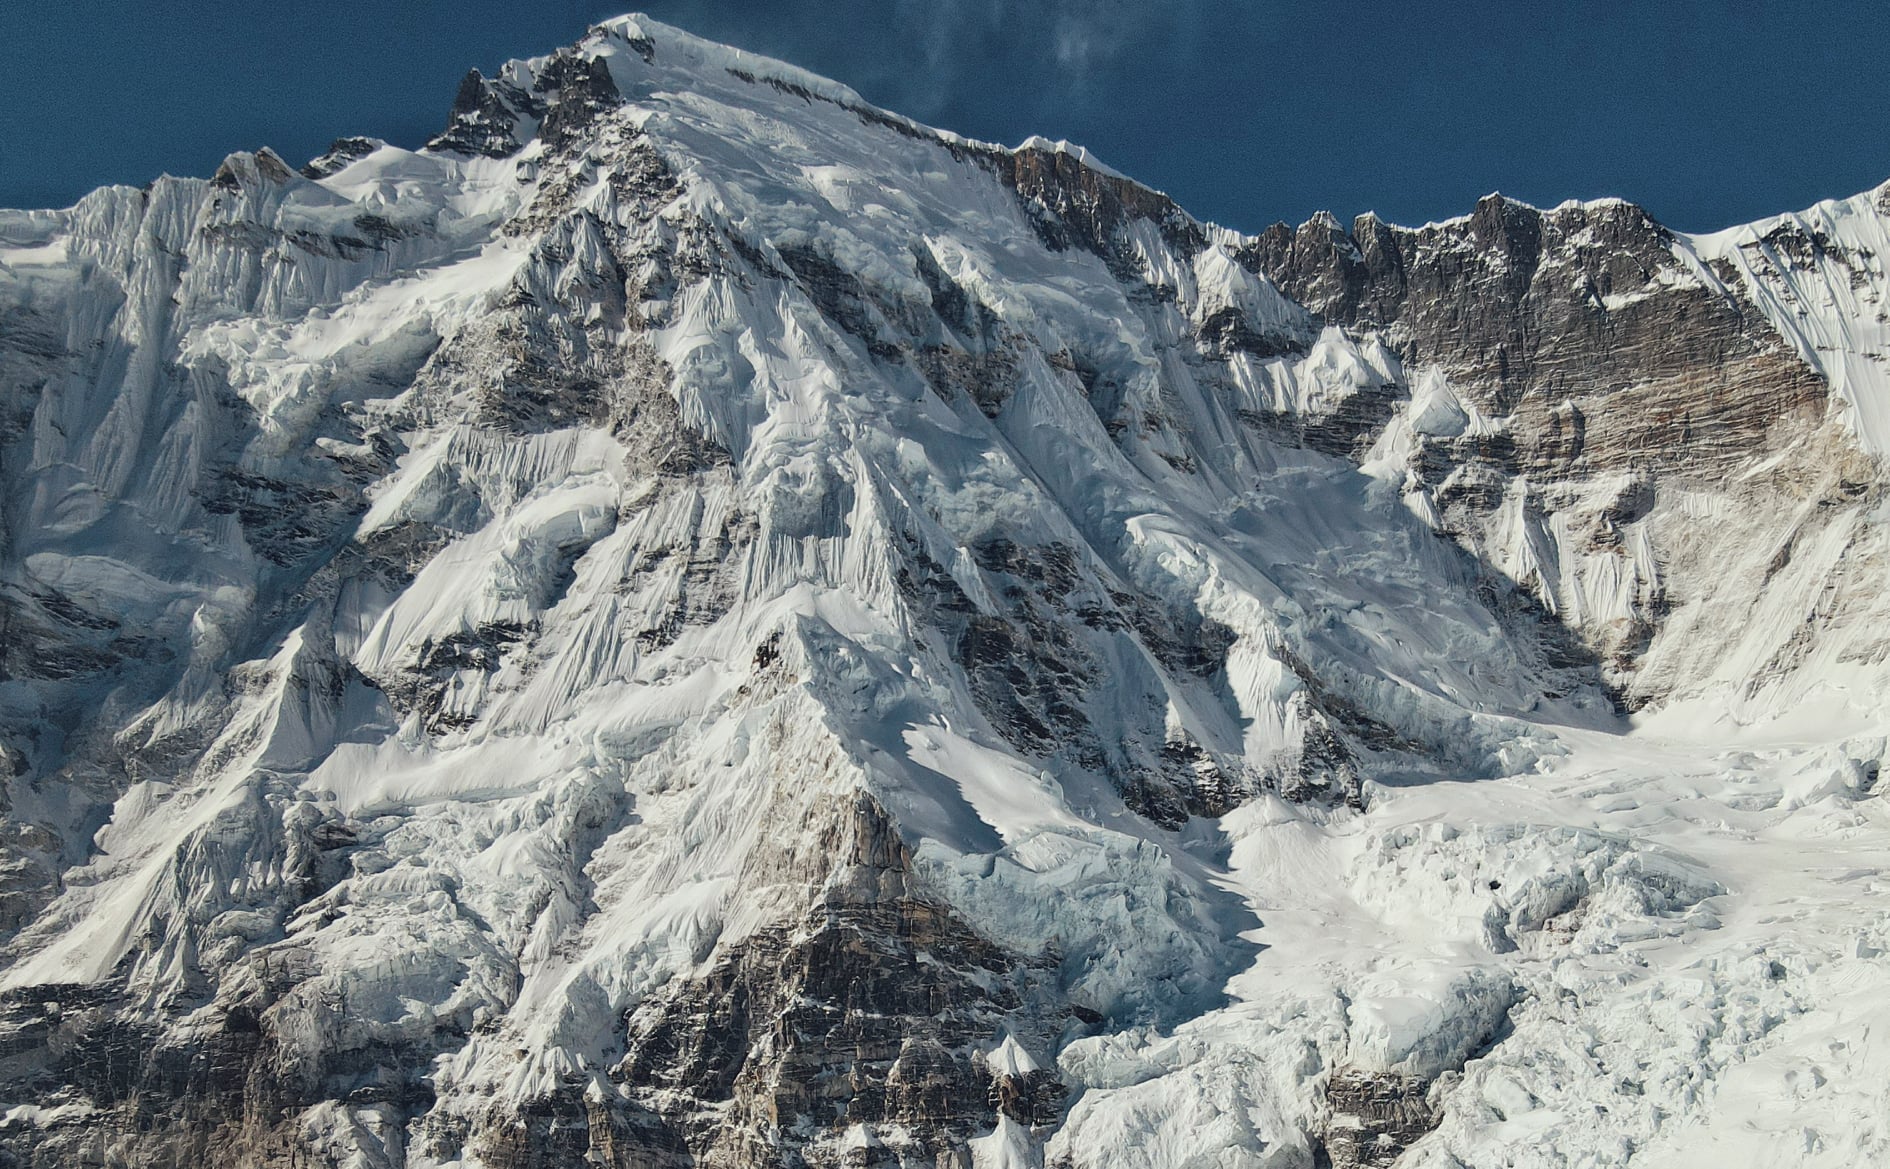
<box><xmin>1689</xmin><ymin>181</ymin><xmax>1890</xmax><ymax>457</ymax></box>
<box><xmin>0</xmin><ymin>14</ymin><xmax>1886</xmax><ymax>1169</ymax></box>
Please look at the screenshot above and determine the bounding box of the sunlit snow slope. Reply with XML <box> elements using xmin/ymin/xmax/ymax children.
<box><xmin>0</xmin><ymin>15</ymin><xmax>1887</xmax><ymax>1169</ymax></box>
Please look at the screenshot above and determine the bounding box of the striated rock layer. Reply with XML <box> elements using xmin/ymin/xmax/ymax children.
<box><xmin>0</xmin><ymin>14</ymin><xmax>1888</xmax><ymax>1169</ymax></box>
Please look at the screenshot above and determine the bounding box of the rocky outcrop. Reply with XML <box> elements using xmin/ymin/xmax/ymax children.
<box><xmin>428</xmin><ymin>70</ymin><xmax>547</xmax><ymax>159</ymax></box>
<box><xmin>1318</xmin><ymin>1070</ymin><xmax>1438</xmax><ymax>1169</ymax></box>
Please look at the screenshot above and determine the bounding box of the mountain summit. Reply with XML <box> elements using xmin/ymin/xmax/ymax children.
<box><xmin>0</xmin><ymin>15</ymin><xmax>1888</xmax><ymax>1168</ymax></box>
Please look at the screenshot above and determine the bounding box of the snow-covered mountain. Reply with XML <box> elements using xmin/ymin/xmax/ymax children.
<box><xmin>1</xmin><ymin>15</ymin><xmax>1888</xmax><ymax>1168</ymax></box>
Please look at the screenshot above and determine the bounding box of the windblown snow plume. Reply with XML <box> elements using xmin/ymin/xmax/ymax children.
<box><xmin>1</xmin><ymin>14</ymin><xmax>1888</xmax><ymax>1169</ymax></box>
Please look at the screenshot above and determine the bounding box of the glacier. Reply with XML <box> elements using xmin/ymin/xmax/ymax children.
<box><xmin>0</xmin><ymin>13</ymin><xmax>1887</xmax><ymax>1169</ymax></box>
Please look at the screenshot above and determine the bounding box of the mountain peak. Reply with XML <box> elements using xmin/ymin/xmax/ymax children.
<box><xmin>209</xmin><ymin>146</ymin><xmax>296</xmax><ymax>190</ymax></box>
<box><xmin>420</xmin><ymin>12</ymin><xmax>928</xmax><ymax>165</ymax></box>
<box><xmin>591</xmin><ymin>12</ymin><xmax>870</xmax><ymax>109</ymax></box>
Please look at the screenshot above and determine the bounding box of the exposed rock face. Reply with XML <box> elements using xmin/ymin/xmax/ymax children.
<box><xmin>0</xmin><ymin>13</ymin><xmax>1887</xmax><ymax>1169</ymax></box>
<box><xmin>1244</xmin><ymin>195</ymin><xmax>1830</xmax><ymax>486</ymax></box>
<box><xmin>601</xmin><ymin>799</ymin><xmax>1068</xmax><ymax>1168</ymax></box>
<box><xmin>1318</xmin><ymin>1070</ymin><xmax>1437</xmax><ymax>1169</ymax></box>
<box><xmin>988</xmin><ymin>142</ymin><xmax>1208</xmax><ymax>267</ymax></box>
<box><xmin>1243</xmin><ymin>193</ymin><xmax>1884</xmax><ymax>706</ymax></box>
<box><xmin>303</xmin><ymin>137</ymin><xmax>387</xmax><ymax>181</ymax></box>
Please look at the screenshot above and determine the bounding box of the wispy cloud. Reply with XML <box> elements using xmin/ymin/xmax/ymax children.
<box><xmin>636</xmin><ymin>0</ymin><xmax>1226</xmax><ymax>126</ymax></box>
<box><xmin>885</xmin><ymin>0</ymin><xmax>1212</xmax><ymax>109</ymax></box>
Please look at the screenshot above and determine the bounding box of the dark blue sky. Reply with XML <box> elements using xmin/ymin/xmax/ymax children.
<box><xmin>4</xmin><ymin>1</ymin><xmax>1887</xmax><ymax>233</ymax></box>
